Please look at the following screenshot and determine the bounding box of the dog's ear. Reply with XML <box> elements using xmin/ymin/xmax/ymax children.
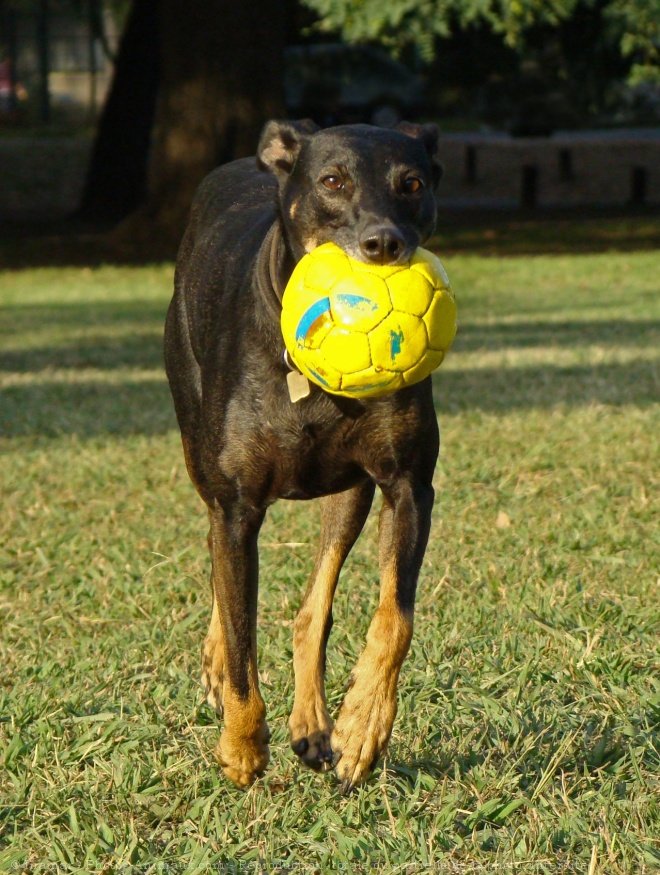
<box><xmin>257</xmin><ymin>119</ymin><xmax>319</xmax><ymax>179</ymax></box>
<box><xmin>395</xmin><ymin>121</ymin><xmax>443</xmax><ymax>188</ymax></box>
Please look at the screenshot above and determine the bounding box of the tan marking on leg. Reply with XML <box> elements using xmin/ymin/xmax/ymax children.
<box><xmin>215</xmin><ymin>661</ymin><xmax>269</xmax><ymax>788</ymax></box>
<box><xmin>332</xmin><ymin>558</ymin><xmax>413</xmax><ymax>792</ymax></box>
<box><xmin>289</xmin><ymin>547</ymin><xmax>340</xmax><ymax>770</ymax></box>
<box><xmin>207</xmin><ymin>510</ymin><xmax>270</xmax><ymax>788</ymax></box>
<box><xmin>289</xmin><ymin>484</ymin><xmax>374</xmax><ymax>771</ymax></box>
<box><xmin>180</xmin><ymin>434</ymin><xmax>199</xmax><ymax>485</ymax></box>
<box><xmin>201</xmin><ymin>597</ymin><xmax>225</xmax><ymax>714</ymax></box>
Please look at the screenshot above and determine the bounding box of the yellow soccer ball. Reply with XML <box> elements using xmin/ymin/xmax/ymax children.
<box><xmin>281</xmin><ymin>242</ymin><xmax>457</xmax><ymax>399</ymax></box>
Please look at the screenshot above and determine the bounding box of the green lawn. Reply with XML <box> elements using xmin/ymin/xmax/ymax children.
<box><xmin>1</xmin><ymin>220</ymin><xmax>659</xmax><ymax>873</ymax></box>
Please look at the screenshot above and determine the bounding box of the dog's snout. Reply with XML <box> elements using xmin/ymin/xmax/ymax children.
<box><xmin>359</xmin><ymin>226</ymin><xmax>406</xmax><ymax>266</ymax></box>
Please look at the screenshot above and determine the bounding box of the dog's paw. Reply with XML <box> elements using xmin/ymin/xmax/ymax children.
<box><xmin>215</xmin><ymin>724</ymin><xmax>270</xmax><ymax>788</ymax></box>
<box><xmin>331</xmin><ymin>678</ymin><xmax>397</xmax><ymax>794</ymax></box>
<box><xmin>289</xmin><ymin>708</ymin><xmax>334</xmax><ymax>772</ymax></box>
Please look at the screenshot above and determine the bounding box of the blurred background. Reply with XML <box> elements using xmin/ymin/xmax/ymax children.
<box><xmin>0</xmin><ymin>0</ymin><xmax>658</xmax><ymax>253</ymax></box>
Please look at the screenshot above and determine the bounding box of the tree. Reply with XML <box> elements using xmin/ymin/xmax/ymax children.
<box><xmin>80</xmin><ymin>0</ymin><xmax>287</xmax><ymax>244</ymax></box>
<box><xmin>303</xmin><ymin>0</ymin><xmax>660</xmax><ymax>84</ymax></box>
<box><xmin>609</xmin><ymin>0</ymin><xmax>660</xmax><ymax>85</ymax></box>
<box><xmin>135</xmin><ymin>0</ymin><xmax>286</xmax><ymax>241</ymax></box>
<box><xmin>301</xmin><ymin>0</ymin><xmax>583</xmax><ymax>60</ymax></box>
<box><xmin>76</xmin><ymin>0</ymin><xmax>160</xmax><ymax>223</ymax></box>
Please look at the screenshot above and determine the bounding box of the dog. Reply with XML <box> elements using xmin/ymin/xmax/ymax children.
<box><xmin>164</xmin><ymin>120</ymin><xmax>442</xmax><ymax>793</ymax></box>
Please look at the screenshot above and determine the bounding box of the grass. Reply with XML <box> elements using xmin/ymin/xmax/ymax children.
<box><xmin>1</xmin><ymin>217</ymin><xmax>659</xmax><ymax>873</ymax></box>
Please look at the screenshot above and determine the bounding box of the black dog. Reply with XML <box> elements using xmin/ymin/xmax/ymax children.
<box><xmin>164</xmin><ymin>120</ymin><xmax>442</xmax><ymax>793</ymax></box>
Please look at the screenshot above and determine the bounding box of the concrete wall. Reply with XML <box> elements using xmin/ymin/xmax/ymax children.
<box><xmin>435</xmin><ymin>131</ymin><xmax>660</xmax><ymax>209</ymax></box>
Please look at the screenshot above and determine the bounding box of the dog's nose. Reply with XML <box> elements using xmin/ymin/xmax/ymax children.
<box><xmin>359</xmin><ymin>226</ymin><xmax>406</xmax><ymax>265</ymax></box>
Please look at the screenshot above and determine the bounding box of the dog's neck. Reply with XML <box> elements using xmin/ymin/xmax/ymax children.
<box><xmin>254</xmin><ymin>219</ymin><xmax>296</xmax><ymax>326</ymax></box>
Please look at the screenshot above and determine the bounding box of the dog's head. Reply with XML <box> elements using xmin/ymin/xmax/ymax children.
<box><xmin>257</xmin><ymin>120</ymin><xmax>442</xmax><ymax>265</ymax></box>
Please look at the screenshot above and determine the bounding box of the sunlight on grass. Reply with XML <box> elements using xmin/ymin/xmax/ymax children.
<box><xmin>1</xmin><ymin>224</ymin><xmax>659</xmax><ymax>871</ymax></box>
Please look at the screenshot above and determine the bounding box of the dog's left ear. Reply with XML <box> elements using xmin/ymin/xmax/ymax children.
<box><xmin>396</xmin><ymin>122</ymin><xmax>443</xmax><ymax>188</ymax></box>
<box><xmin>257</xmin><ymin>119</ymin><xmax>320</xmax><ymax>180</ymax></box>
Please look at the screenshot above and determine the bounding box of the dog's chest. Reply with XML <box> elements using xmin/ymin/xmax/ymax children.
<box><xmin>266</xmin><ymin>400</ymin><xmax>367</xmax><ymax>499</ymax></box>
<box><xmin>219</xmin><ymin>389</ymin><xmax>367</xmax><ymax>501</ymax></box>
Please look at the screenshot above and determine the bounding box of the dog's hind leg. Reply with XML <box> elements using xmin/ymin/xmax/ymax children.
<box><xmin>289</xmin><ymin>480</ymin><xmax>375</xmax><ymax>772</ymax></box>
<box><xmin>206</xmin><ymin>503</ymin><xmax>270</xmax><ymax>788</ymax></box>
<box><xmin>332</xmin><ymin>474</ymin><xmax>435</xmax><ymax>794</ymax></box>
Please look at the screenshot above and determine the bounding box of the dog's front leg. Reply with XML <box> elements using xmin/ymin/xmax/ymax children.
<box><xmin>331</xmin><ymin>476</ymin><xmax>434</xmax><ymax>793</ymax></box>
<box><xmin>289</xmin><ymin>482</ymin><xmax>375</xmax><ymax>772</ymax></box>
<box><xmin>206</xmin><ymin>503</ymin><xmax>270</xmax><ymax>787</ymax></box>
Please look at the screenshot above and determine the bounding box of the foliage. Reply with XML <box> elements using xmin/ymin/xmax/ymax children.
<box><xmin>1</xmin><ymin>217</ymin><xmax>660</xmax><ymax>870</ymax></box>
<box><xmin>302</xmin><ymin>0</ymin><xmax>660</xmax><ymax>84</ymax></box>
<box><xmin>609</xmin><ymin>0</ymin><xmax>660</xmax><ymax>84</ymax></box>
<box><xmin>302</xmin><ymin>0</ymin><xmax>581</xmax><ymax>60</ymax></box>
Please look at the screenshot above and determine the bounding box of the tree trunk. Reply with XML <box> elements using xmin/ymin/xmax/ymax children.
<box><xmin>76</xmin><ymin>0</ymin><xmax>160</xmax><ymax>223</ymax></box>
<box><xmin>131</xmin><ymin>0</ymin><xmax>287</xmax><ymax>244</ymax></box>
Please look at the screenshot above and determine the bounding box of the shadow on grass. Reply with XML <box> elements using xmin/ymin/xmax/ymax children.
<box><xmin>1</xmin><ymin>358</ymin><xmax>657</xmax><ymax>439</ymax></box>
<box><xmin>1</xmin><ymin>209</ymin><xmax>660</xmax><ymax>269</ymax></box>
<box><xmin>0</xmin><ymin>334</ymin><xmax>165</xmax><ymax>373</ymax></box>
<box><xmin>0</xmin><ymin>301</ymin><xmax>169</xmax><ymax>373</ymax></box>
<box><xmin>436</xmin><ymin>359</ymin><xmax>659</xmax><ymax>414</ymax></box>
<box><xmin>433</xmin><ymin>208</ymin><xmax>660</xmax><ymax>257</ymax></box>
<box><xmin>0</xmin><ymin>221</ymin><xmax>178</xmax><ymax>269</ymax></box>
<box><xmin>3</xmin><ymin>315</ymin><xmax>657</xmax><ymax>377</ymax></box>
<box><xmin>0</xmin><ymin>300</ymin><xmax>169</xmax><ymax>330</ymax></box>
<box><xmin>453</xmin><ymin>319</ymin><xmax>660</xmax><ymax>353</ymax></box>
<box><xmin>2</xmin><ymin>288</ymin><xmax>657</xmax><ymax>438</ymax></box>
<box><xmin>1</xmin><ymin>378</ymin><xmax>176</xmax><ymax>438</ymax></box>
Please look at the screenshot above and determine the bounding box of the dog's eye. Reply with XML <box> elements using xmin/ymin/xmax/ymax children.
<box><xmin>321</xmin><ymin>176</ymin><xmax>344</xmax><ymax>191</ymax></box>
<box><xmin>404</xmin><ymin>177</ymin><xmax>423</xmax><ymax>194</ymax></box>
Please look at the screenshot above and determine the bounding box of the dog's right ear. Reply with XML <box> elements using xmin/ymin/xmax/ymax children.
<box><xmin>257</xmin><ymin>120</ymin><xmax>319</xmax><ymax>179</ymax></box>
<box><xmin>396</xmin><ymin>121</ymin><xmax>443</xmax><ymax>189</ymax></box>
